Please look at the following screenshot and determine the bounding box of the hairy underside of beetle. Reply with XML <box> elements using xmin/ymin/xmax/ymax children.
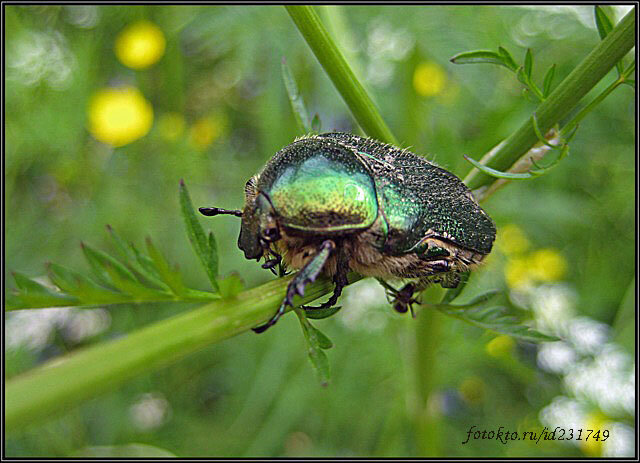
<box><xmin>274</xmin><ymin>219</ymin><xmax>488</xmax><ymax>286</ymax></box>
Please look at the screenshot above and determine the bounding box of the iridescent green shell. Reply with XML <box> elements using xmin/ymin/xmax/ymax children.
<box><xmin>316</xmin><ymin>133</ymin><xmax>496</xmax><ymax>255</ymax></box>
<box><xmin>255</xmin><ymin>133</ymin><xmax>495</xmax><ymax>256</ymax></box>
<box><xmin>257</xmin><ymin>137</ymin><xmax>378</xmax><ymax>233</ymax></box>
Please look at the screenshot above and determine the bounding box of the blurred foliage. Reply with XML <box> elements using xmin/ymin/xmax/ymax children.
<box><xmin>4</xmin><ymin>5</ymin><xmax>634</xmax><ymax>457</ymax></box>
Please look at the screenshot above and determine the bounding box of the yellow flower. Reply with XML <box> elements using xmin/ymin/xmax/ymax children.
<box><xmin>88</xmin><ymin>87</ymin><xmax>153</xmax><ymax>147</ymax></box>
<box><xmin>497</xmin><ymin>224</ymin><xmax>530</xmax><ymax>256</ymax></box>
<box><xmin>157</xmin><ymin>112</ymin><xmax>185</xmax><ymax>141</ymax></box>
<box><xmin>188</xmin><ymin>114</ymin><xmax>226</xmax><ymax>150</ymax></box>
<box><xmin>115</xmin><ymin>20</ymin><xmax>166</xmax><ymax>70</ymax></box>
<box><xmin>504</xmin><ymin>257</ymin><xmax>533</xmax><ymax>289</ymax></box>
<box><xmin>413</xmin><ymin>61</ymin><xmax>446</xmax><ymax>97</ymax></box>
<box><xmin>458</xmin><ymin>376</ymin><xmax>485</xmax><ymax>405</ymax></box>
<box><xmin>486</xmin><ymin>335</ymin><xmax>515</xmax><ymax>358</ymax></box>
<box><xmin>528</xmin><ymin>249</ymin><xmax>567</xmax><ymax>282</ymax></box>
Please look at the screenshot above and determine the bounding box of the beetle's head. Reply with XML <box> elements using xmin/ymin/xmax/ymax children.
<box><xmin>199</xmin><ymin>175</ymin><xmax>280</xmax><ymax>261</ymax></box>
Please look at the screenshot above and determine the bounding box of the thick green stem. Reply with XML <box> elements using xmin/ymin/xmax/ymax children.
<box><xmin>285</xmin><ymin>6</ymin><xmax>398</xmax><ymax>146</ymax></box>
<box><xmin>465</xmin><ymin>9</ymin><xmax>635</xmax><ymax>190</ymax></box>
<box><xmin>6</xmin><ymin>272</ymin><xmax>361</xmax><ymax>431</ymax></box>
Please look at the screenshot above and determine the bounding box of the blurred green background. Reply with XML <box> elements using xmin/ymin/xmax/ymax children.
<box><xmin>5</xmin><ymin>5</ymin><xmax>635</xmax><ymax>457</ymax></box>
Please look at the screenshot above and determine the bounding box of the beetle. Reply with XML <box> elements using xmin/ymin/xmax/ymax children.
<box><xmin>200</xmin><ymin>132</ymin><xmax>496</xmax><ymax>332</ymax></box>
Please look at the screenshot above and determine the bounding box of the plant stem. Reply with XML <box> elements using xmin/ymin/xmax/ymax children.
<box><xmin>464</xmin><ymin>9</ymin><xmax>635</xmax><ymax>190</ymax></box>
<box><xmin>285</xmin><ymin>6</ymin><xmax>398</xmax><ymax>146</ymax></box>
<box><xmin>6</xmin><ymin>272</ymin><xmax>361</xmax><ymax>432</ymax></box>
<box><xmin>561</xmin><ymin>79</ymin><xmax>621</xmax><ymax>135</ymax></box>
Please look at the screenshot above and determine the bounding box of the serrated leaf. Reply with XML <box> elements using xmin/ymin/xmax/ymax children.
<box><xmin>145</xmin><ymin>237</ymin><xmax>187</xmax><ymax>297</ymax></box>
<box><xmin>6</xmin><ymin>292</ymin><xmax>80</xmax><ymax>310</ymax></box>
<box><xmin>101</xmin><ymin>263</ymin><xmax>168</xmax><ymax>300</ymax></box>
<box><xmin>217</xmin><ymin>272</ymin><xmax>245</xmax><ymax>298</ymax></box>
<box><xmin>524</xmin><ymin>48</ymin><xmax>533</xmax><ymax>78</ymax></box>
<box><xmin>82</xmin><ymin>243</ymin><xmax>137</xmax><ymax>289</ymax></box>
<box><xmin>281</xmin><ymin>57</ymin><xmax>312</xmax><ymax>134</ymax></box>
<box><xmin>106</xmin><ymin>225</ymin><xmax>168</xmax><ymax>290</ymax></box>
<box><xmin>303</xmin><ymin>304</ymin><xmax>342</xmax><ymax>319</ymax></box>
<box><xmin>450</xmin><ymin>50</ymin><xmax>515</xmax><ymax>71</ymax></box>
<box><xmin>311</xmin><ymin>113</ymin><xmax>321</xmax><ymax>133</ymax></box>
<box><xmin>543</xmin><ymin>63</ymin><xmax>556</xmax><ymax>98</ymax></box>
<box><xmin>13</xmin><ymin>272</ymin><xmax>52</xmax><ymax>293</ymax></box>
<box><xmin>434</xmin><ymin>295</ymin><xmax>558</xmax><ymax>343</ymax></box>
<box><xmin>441</xmin><ymin>271</ymin><xmax>471</xmax><ymax>304</ymax></box>
<box><xmin>8</xmin><ymin>272</ymin><xmax>79</xmax><ymax>310</ymax></box>
<box><xmin>179</xmin><ymin>181</ymin><xmax>219</xmax><ymax>293</ymax></box>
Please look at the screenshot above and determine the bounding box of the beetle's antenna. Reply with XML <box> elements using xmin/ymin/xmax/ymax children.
<box><xmin>199</xmin><ymin>207</ymin><xmax>243</xmax><ymax>217</ymax></box>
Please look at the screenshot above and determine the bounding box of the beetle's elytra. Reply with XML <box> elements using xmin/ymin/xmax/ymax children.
<box><xmin>200</xmin><ymin>133</ymin><xmax>496</xmax><ymax>332</ymax></box>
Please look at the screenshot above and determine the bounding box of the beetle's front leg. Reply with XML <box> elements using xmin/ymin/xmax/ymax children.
<box><xmin>301</xmin><ymin>245</ymin><xmax>349</xmax><ymax>312</ymax></box>
<box><xmin>252</xmin><ymin>240</ymin><xmax>336</xmax><ymax>333</ymax></box>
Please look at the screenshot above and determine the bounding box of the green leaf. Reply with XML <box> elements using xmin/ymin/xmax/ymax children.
<box><xmin>281</xmin><ymin>56</ymin><xmax>312</xmax><ymax>134</ymax></box>
<box><xmin>497</xmin><ymin>46</ymin><xmax>518</xmax><ymax>71</ymax></box>
<box><xmin>303</xmin><ymin>304</ymin><xmax>342</xmax><ymax>319</ymax></box>
<box><xmin>81</xmin><ymin>243</ymin><xmax>137</xmax><ymax>288</ymax></box>
<box><xmin>621</xmin><ymin>79</ymin><xmax>635</xmax><ymax>88</ymax></box>
<box><xmin>311</xmin><ymin>113</ymin><xmax>322</xmax><ymax>133</ymax></box>
<box><xmin>463</xmin><ymin>154</ymin><xmax>537</xmax><ymax>179</ymax></box>
<box><xmin>145</xmin><ymin>237</ymin><xmax>187</xmax><ymax>297</ymax></box>
<box><xmin>595</xmin><ymin>6</ymin><xmax>614</xmax><ymax>40</ymax></box>
<box><xmin>450</xmin><ymin>49</ymin><xmax>516</xmax><ymax>71</ymax></box>
<box><xmin>433</xmin><ymin>292</ymin><xmax>558</xmax><ymax>343</ymax></box>
<box><xmin>46</xmin><ymin>263</ymin><xmax>126</xmax><ymax>303</ymax></box>
<box><xmin>440</xmin><ymin>271</ymin><xmax>470</xmax><ymax>304</ymax></box>
<box><xmin>179</xmin><ymin>180</ymin><xmax>219</xmax><ymax>293</ymax></box>
<box><xmin>8</xmin><ymin>272</ymin><xmax>80</xmax><ymax>310</ymax></box>
<box><xmin>217</xmin><ymin>272</ymin><xmax>245</xmax><ymax>298</ymax></box>
<box><xmin>595</xmin><ymin>6</ymin><xmax>624</xmax><ymax>76</ymax></box>
<box><xmin>542</xmin><ymin>63</ymin><xmax>556</xmax><ymax>98</ymax></box>
<box><xmin>106</xmin><ymin>225</ymin><xmax>168</xmax><ymax>290</ymax></box>
<box><xmin>294</xmin><ymin>308</ymin><xmax>332</xmax><ymax>386</ymax></box>
<box><xmin>524</xmin><ymin>48</ymin><xmax>533</xmax><ymax>78</ymax></box>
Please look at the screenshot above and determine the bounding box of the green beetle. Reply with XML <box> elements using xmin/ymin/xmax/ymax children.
<box><xmin>200</xmin><ymin>133</ymin><xmax>496</xmax><ymax>332</ymax></box>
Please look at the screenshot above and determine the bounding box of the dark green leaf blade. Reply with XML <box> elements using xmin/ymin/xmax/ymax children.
<box><xmin>450</xmin><ymin>50</ymin><xmax>514</xmax><ymax>71</ymax></box>
<box><xmin>106</xmin><ymin>225</ymin><xmax>168</xmax><ymax>290</ymax></box>
<box><xmin>179</xmin><ymin>180</ymin><xmax>219</xmax><ymax>293</ymax></box>
<box><xmin>281</xmin><ymin>57</ymin><xmax>312</xmax><ymax>134</ymax></box>
<box><xmin>497</xmin><ymin>46</ymin><xmax>518</xmax><ymax>71</ymax></box>
<box><xmin>294</xmin><ymin>308</ymin><xmax>331</xmax><ymax>386</ymax></box>
<box><xmin>303</xmin><ymin>304</ymin><xmax>343</xmax><ymax>320</ymax></box>
<box><xmin>145</xmin><ymin>237</ymin><xmax>187</xmax><ymax>297</ymax></box>
<box><xmin>524</xmin><ymin>48</ymin><xmax>533</xmax><ymax>78</ymax></box>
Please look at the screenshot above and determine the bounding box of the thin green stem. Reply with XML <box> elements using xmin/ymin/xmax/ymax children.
<box><xmin>561</xmin><ymin>79</ymin><xmax>622</xmax><ymax>135</ymax></box>
<box><xmin>465</xmin><ymin>9</ymin><xmax>635</xmax><ymax>190</ymax></box>
<box><xmin>6</xmin><ymin>272</ymin><xmax>361</xmax><ymax>431</ymax></box>
<box><xmin>285</xmin><ymin>6</ymin><xmax>398</xmax><ymax>146</ymax></box>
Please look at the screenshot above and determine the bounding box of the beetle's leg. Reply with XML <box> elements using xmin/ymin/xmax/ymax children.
<box><xmin>252</xmin><ymin>240</ymin><xmax>335</xmax><ymax>333</ymax></box>
<box><xmin>301</xmin><ymin>246</ymin><xmax>349</xmax><ymax>312</ymax></box>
